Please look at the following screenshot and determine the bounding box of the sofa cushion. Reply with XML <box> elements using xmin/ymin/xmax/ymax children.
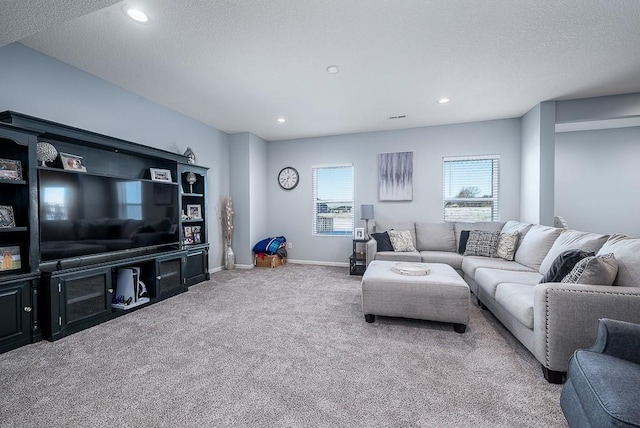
<box><xmin>371</xmin><ymin>232</ymin><xmax>394</xmax><ymax>252</ymax></box>
<box><xmin>388</xmin><ymin>230</ymin><xmax>417</xmax><ymax>252</ymax></box>
<box><xmin>540</xmin><ymin>250</ymin><xmax>594</xmax><ymax>283</ymax></box>
<box><xmin>374</xmin><ymin>251</ymin><xmax>421</xmax><ymax>263</ymax></box>
<box><xmin>495</xmin><ymin>283</ymin><xmax>536</xmax><ymax>329</ymax></box>
<box><xmin>419</xmin><ymin>250</ymin><xmax>464</xmax><ymax>271</ymax></box>
<box><xmin>501</xmin><ymin>221</ymin><xmax>533</xmax><ymax>243</ymax></box>
<box><xmin>454</xmin><ymin>221</ymin><xmax>504</xmax><ymax>249</ymax></box>
<box><xmin>514</xmin><ymin>224</ymin><xmax>563</xmax><ymax>271</ymax></box>
<box><xmin>539</xmin><ymin>229</ymin><xmax>609</xmax><ymax>275</ymax></box>
<box><xmin>415</xmin><ymin>222</ymin><xmax>456</xmax><ymax>252</ymax></box>
<box><xmin>475</xmin><ymin>268</ymin><xmax>542</xmax><ymax>299</ymax></box>
<box><xmin>376</xmin><ymin>221</ymin><xmax>416</xmax><ymax>250</ymax></box>
<box><xmin>597</xmin><ymin>234</ymin><xmax>640</xmax><ymax>287</ymax></box>
<box><xmin>495</xmin><ymin>231</ymin><xmax>519</xmax><ymax>261</ymax></box>
<box><xmin>464</xmin><ymin>230</ymin><xmax>500</xmax><ymax>257</ymax></box>
<box><xmin>462</xmin><ymin>256</ymin><xmax>535</xmax><ymax>278</ymax></box>
<box><xmin>561</xmin><ymin>253</ymin><xmax>618</xmax><ymax>286</ymax></box>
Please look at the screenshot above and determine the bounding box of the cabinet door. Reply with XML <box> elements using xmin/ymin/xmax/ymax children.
<box><xmin>185</xmin><ymin>246</ymin><xmax>209</xmax><ymax>286</ymax></box>
<box><xmin>0</xmin><ymin>279</ymin><xmax>31</xmax><ymax>353</ymax></box>
<box><xmin>155</xmin><ymin>254</ymin><xmax>186</xmax><ymax>299</ymax></box>
<box><xmin>47</xmin><ymin>267</ymin><xmax>112</xmax><ymax>340</ymax></box>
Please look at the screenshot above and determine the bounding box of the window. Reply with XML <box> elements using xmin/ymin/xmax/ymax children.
<box><xmin>443</xmin><ymin>155</ymin><xmax>500</xmax><ymax>222</ymax></box>
<box><xmin>312</xmin><ymin>164</ymin><xmax>354</xmax><ymax>236</ymax></box>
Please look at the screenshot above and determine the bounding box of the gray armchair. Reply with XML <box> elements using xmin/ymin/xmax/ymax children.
<box><xmin>560</xmin><ymin>318</ymin><xmax>640</xmax><ymax>427</ymax></box>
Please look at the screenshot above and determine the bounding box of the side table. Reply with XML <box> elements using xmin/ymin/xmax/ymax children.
<box><xmin>350</xmin><ymin>239</ymin><xmax>368</xmax><ymax>275</ymax></box>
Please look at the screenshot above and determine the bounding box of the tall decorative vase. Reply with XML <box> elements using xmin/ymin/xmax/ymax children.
<box><xmin>222</xmin><ymin>196</ymin><xmax>235</xmax><ymax>269</ymax></box>
<box><xmin>224</xmin><ymin>245</ymin><xmax>235</xmax><ymax>270</ymax></box>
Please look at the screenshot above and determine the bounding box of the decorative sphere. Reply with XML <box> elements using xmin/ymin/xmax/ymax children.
<box><xmin>36</xmin><ymin>142</ymin><xmax>58</xmax><ymax>165</ymax></box>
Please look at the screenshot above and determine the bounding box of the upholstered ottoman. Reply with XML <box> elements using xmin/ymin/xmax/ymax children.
<box><xmin>361</xmin><ymin>260</ymin><xmax>470</xmax><ymax>333</ymax></box>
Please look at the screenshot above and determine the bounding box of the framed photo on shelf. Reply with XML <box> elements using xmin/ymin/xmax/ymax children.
<box><xmin>150</xmin><ymin>168</ymin><xmax>172</xmax><ymax>183</ymax></box>
<box><xmin>192</xmin><ymin>225</ymin><xmax>202</xmax><ymax>244</ymax></box>
<box><xmin>60</xmin><ymin>152</ymin><xmax>87</xmax><ymax>172</ymax></box>
<box><xmin>187</xmin><ymin>204</ymin><xmax>202</xmax><ymax>219</ymax></box>
<box><xmin>354</xmin><ymin>227</ymin><xmax>365</xmax><ymax>240</ymax></box>
<box><xmin>0</xmin><ymin>245</ymin><xmax>21</xmax><ymax>272</ymax></box>
<box><xmin>0</xmin><ymin>158</ymin><xmax>22</xmax><ymax>180</ymax></box>
<box><xmin>0</xmin><ymin>205</ymin><xmax>16</xmax><ymax>228</ymax></box>
<box><xmin>183</xmin><ymin>226</ymin><xmax>194</xmax><ymax>245</ymax></box>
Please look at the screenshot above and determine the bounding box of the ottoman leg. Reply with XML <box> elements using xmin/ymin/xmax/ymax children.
<box><xmin>365</xmin><ymin>314</ymin><xmax>375</xmax><ymax>323</ymax></box>
<box><xmin>453</xmin><ymin>323</ymin><xmax>466</xmax><ymax>334</ymax></box>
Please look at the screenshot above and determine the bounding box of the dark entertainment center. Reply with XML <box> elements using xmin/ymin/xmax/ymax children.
<box><xmin>0</xmin><ymin>111</ymin><xmax>210</xmax><ymax>352</ymax></box>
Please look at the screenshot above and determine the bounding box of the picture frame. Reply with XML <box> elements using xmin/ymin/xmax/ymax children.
<box><xmin>60</xmin><ymin>152</ymin><xmax>87</xmax><ymax>172</ymax></box>
<box><xmin>192</xmin><ymin>225</ymin><xmax>202</xmax><ymax>244</ymax></box>
<box><xmin>187</xmin><ymin>204</ymin><xmax>202</xmax><ymax>219</ymax></box>
<box><xmin>0</xmin><ymin>245</ymin><xmax>21</xmax><ymax>272</ymax></box>
<box><xmin>0</xmin><ymin>158</ymin><xmax>23</xmax><ymax>180</ymax></box>
<box><xmin>150</xmin><ymin>168</ymin><xmax>172</xmax><ymax>183</ymax></box>
<box><xmin>0</xmin><ymin>205</ymin><xmax>16</xmax><ymax>228</ymax></box>
<box><xmin>354</xmin><ymin>227</ymin><xmax>365</xmax><ymax>240</ymax></box>
<box><xmin>183</xmin><ymin>226</ymin><xmax>194</xmax><ymax>245</ymax></box>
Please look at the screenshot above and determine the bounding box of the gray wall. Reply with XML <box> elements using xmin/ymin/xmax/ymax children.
<box><xmin>520</xmin><ymin>101</ymin><xmax>556</xmax><ymax>225</ymax></box>
<box><xmin>555</xmin><ymin>126</ymin><xmax>640</xmax><ymax>237</ymax></box>
<box><xmin>0</xmin><ymin>43</ymin><xmax>230</xmax><ymax>269</ymax></box>
<box><xmin>228</xmin><ymin>132</ymin><xmax>268</xmax><ymax>266</ymax></box>
<box><xmin>267</xmin><ymin>119</ymin><xmax>522</xmax><ymax>264</ymax></box>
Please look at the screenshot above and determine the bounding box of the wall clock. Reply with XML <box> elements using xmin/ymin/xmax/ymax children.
<box><xmin>278</xmin><ymin>166</ymin><xmax>299</xmax><ymax>190</ymax></box>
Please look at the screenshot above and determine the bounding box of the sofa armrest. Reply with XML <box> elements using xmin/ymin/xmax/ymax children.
<box><xmin>533</xmin><ymin>283</ymin><xmax>640</xmax><ymax>372</ymax></box>
<box><xmin>366</xmin><ymin>238</ymin><xmax>377</xmax><ymax>267</ymax></box>
<box><xmin>589</xmin><ymin>318</ymin><xmax>640</xmax><ymax>365</ymax></box>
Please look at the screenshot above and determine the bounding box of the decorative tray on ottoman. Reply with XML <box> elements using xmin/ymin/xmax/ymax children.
<box><xmin>391</xmin><ymin>262</ymin><xmax>430</xmax><ymax>276</ymax></box>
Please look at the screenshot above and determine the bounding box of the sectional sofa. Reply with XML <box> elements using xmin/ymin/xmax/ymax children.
<box><xmin>365</xmin><ymin>220</ymin><xmax>640</xmax><ymax>383</ymax></box>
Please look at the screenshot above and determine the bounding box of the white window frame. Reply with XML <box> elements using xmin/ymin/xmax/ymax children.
<box><xmin>443</xmin><ymin>155</ymin><xmax>500</xmax><ymax>222</ymax></box>
<box><xmin>312</xmin><ymin>164</ymin><xmax>354</xmax><ymax>236</ymax></box>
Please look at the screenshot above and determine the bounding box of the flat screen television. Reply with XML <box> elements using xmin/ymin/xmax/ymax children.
<box><xmin>38</xmin><ymin>169</ymin><xmax>179</xmax><ymax>268</ymax></box>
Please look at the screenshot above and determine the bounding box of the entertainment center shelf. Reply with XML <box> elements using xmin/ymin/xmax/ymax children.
<box><xmin>0</xmin><ymin>111</ymin><xmax>210</xmax><ymax>350</ymax></box>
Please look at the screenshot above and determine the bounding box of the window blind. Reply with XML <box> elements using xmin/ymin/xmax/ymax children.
<box><xmin>443</xmin><ymin>155</ymin><xmax>500</xmax><ymax>222</ymax></box>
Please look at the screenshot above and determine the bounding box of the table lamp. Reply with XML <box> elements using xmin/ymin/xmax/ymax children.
<box><xmin>360</xmin><ymin>204</ymin><xmax>374</xmax><ymax>239</ymax></box>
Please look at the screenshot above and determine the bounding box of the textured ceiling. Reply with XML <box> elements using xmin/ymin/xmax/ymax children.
<box><xmin>6</xmin><ymin>0</ymin><xmax>640</xmax><ymax>141</ymax></box>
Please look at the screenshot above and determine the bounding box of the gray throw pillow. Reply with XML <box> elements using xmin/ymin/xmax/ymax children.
<box><xmin>464</xmin><ymin>230</ymin><xmax>500</xmax><ymax>257</ymax></box>
<box><xmin>540</xmin><ymin>249</ymin><xmax>594</xmax><ymax>283</ymax></box>
<box><xmin>561</xmin><ymin>253</ymin><xmax>618</xmax><ymax>285</ymax></box>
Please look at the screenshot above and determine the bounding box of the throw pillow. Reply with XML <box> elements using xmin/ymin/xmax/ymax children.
<box><xmin>387</xmin><ymin>230</ymin><xmax>417</xmax><ymax>252</ymax></box>
<box><xmin>540</xmin><ymin>249</ymin><xmax>594</xmax><ymax>283</ymax></box>
<box><xmin>464</xmin><ymin>230</ymin><xmax>500</xmax><ymax>257</ymax></box>
<box><xmin>495</xmin><ymin>231</ymin><xmax>519</xmax><ymax>261</ymax></box>
<box><xmin>561</xmin><ymin>253</ymin><xmax>618</xmax><ymax>285</ymax></box>
<box><xmin>458</xmin><ymin>230</ymin><xmax>471</xmax><ymax>254</ymax></box>
<box><xmin>371</xmin><ymin>232</ymin><xmax>394</xmax><ymax>252</ymax></box>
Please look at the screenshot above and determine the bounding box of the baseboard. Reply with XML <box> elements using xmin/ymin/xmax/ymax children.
<box><xmin>287</xmin><ymin>259</ymin><xmax>349</xmax><ymax>268</ymax></box>
<box><xmin>209</xmin><ymin>263</ymin><xmax>254</xmax><ymax>274</ymax></box>
<box><xmin>210</xmin><ymin>260</ymin><xmax>348</xmax><ymax>273</ymax></box>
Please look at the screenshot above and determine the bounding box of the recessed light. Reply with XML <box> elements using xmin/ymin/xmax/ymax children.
<box><xmin>126</xmin><ymin>8</ymin><xmax>149</xmax><ymax>23</ymax></box>
<box><xmin>277</xmin><ymin>117</ymin><xmax>286</xmax><ymax>123</ymax></box>
<box><xmin>438</xmin><ymin>97</ymin><xmax>450</xmax><ymax>104</ymax></box>
<box><xmin>326</xmin><ymin>65</ymin><xmax>339</xmax><ymax>74</ymax></box>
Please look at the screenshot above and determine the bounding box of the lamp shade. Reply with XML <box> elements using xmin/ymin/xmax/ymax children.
<box><xmin>360</xmin><ymin>204</ymin><xmax>374</xmax><ymax>220</ymax></box>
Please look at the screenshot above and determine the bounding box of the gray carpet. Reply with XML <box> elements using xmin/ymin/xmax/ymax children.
<box><xmin>0</xmin><ymin>264</ymin><xmax>566</xmax><ymax>427</ymax></box>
